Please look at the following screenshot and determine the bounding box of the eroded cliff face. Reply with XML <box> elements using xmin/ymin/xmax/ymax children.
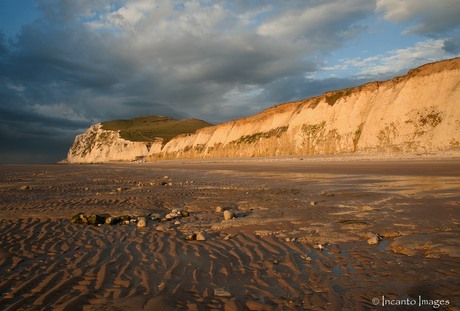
<box><xmin>67</xmin><ymin>124</ymin><xmax>163</xmax><ymax>163</ymax></box>
<box><xmin>153</xmin><ymin>58</ymin><xmax>460</xmax><ymax>160</ymax></box>
<box><xmin>67</xmin><ymin>58</ymin><xmax>460</xmax><ymax>163</ymax></box>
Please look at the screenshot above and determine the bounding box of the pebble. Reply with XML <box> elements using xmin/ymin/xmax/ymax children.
<box><xmin>215</xmin><ymin>206</ymin><xmax>224</xmax><ymax>213</ymax></box>
<box><xmin>20</xmin><ymin>185</ymin><xmax>31</xmax><ymax>190</ymax></box>
<box><xmin>105</xmin><ymin>216</ymin><xmax>119</xmax><ymax>225</ymax></box>
<box><xmin>315</xmin><ymin>244</ymin><xmax>325</xmax><ymax>251</ymax></box>
<box><xmin>223</xmin><ymin>210</ymin><xmax>235</xmax><ymax>220</ymax></box>
<box><xmin>310</xmin><ymin>201</ymin><xmax>317</xmax><ymax>206</ymax></box>
<box><xmin>137</xmin><ymin>217</ymin><xmax>147</xmax><ymax>228</ymax></box>
<box><xmin>196</xmin><ymin>232</ymin><xmax>207</xmax><ymax>241</ymax></box>
<box><xmin>367</xmin><ymin>233</ymin><xmax>382</xmax><ymax>245</ymax></box>
<box><xmin>164</xmin><ymin>209</ymin><xmax>184</xmax><ymax>220</ymax></box>
<box><xmin>70</xmin><ymin>213</ymin><xmax>88</xmax><ymax>224</ymax></box>
<box><xmin>118</xmin><ymin>215</ymin><xmax>131</xmax><ymax>225</ymax></box>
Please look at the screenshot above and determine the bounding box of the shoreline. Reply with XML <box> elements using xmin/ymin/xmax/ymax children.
<box><xmin>55</xmin><ymin>149</ymin><xmax>460</xmax><ymax>166</ymax></box>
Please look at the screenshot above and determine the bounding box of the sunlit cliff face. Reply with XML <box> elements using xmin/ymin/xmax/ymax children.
<box><xmin>67</xmin><ymin>58</ymin><xmax>460</xmax><ymax>163</ymax></box>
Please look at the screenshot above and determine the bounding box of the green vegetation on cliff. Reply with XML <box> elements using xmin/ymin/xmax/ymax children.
<box><xmin>101</xmin><ymin>116</ymin><xmax>211</xmax><ymax>143</ymax></box>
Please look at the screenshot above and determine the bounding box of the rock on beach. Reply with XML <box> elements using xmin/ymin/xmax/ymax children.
<box><xmin>223</xmin><ymin>210</ymin><xmax>235</xmax><ymax>220</ymax></box>
<box><xmin>137</xmin><ymin>217</ymin><xmax>147</xmax><ymax>228</ymax></box>
<box><xmin>196</xmin><ymin>232</ymin><xmax>207</xmax><ymax>241</ymax></box>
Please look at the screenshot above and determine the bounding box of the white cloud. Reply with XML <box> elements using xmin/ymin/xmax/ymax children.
<box><xmin>86</xmin><ymin>0</ymin><xmax>156</xmax><ymax>30</ymax></box>
<box><xmin>325</xmin><ymin>39</ymin><xmax>453</xmax><ymax>78</ymax></box>
<box><xmin>257</xmin><ymin>0</ymin><xmax>374</xmax><ymax>43</ymax></box>
<box><xmin>376</xmin><ymin>0</ymin><xmax>460</xmax><ymax>34</ymax></box>
<box><xmin>359</xmin><ymin>39</ymin><xmax>450</xmax><ymax>76</ymax></box>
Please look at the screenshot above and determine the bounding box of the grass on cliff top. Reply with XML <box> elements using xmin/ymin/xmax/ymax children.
<box><xmin>101</xmin><ymin>116</ymin><xmax>211</xmax><ymax>143</ymax></box>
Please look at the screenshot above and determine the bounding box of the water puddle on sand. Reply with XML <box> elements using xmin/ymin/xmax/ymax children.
<box><xmin>205</xmin><ymin>169</ymin><xmax>460</xmax><ymax>198</ymax></box>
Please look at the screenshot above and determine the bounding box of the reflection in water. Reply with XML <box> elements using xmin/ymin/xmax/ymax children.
<box><xmin>212</xmin><ymin>169</ymin><xmax>460</xmax><ymax>197</ymax></box>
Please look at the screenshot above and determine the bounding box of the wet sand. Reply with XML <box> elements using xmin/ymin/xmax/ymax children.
<box><xmin>1</xmin><ymin>157</ymin><xmax>459</xmax><ymax>310</ymax></box>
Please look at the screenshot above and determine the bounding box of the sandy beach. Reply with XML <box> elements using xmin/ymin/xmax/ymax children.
<box><xmin>1</xmin><ymin>156</ymin><xmax>459</xmax><ymax>310</ymax></box>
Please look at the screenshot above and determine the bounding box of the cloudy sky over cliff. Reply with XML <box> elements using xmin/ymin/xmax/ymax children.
<box><xmin>1</xmin><ymin>0</ymin><xmax>460</xmax><ymax>163</ymax></box>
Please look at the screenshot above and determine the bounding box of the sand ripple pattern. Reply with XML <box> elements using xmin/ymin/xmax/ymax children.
<box><xmin>1</xmin><ymin>163</ymin><xmax>460</xmax><ymax>310</ymax></box>
<box><xmin>0</xmin><ymin>218</ymin><xmax>459</xmax><ymax>310</ymax></box>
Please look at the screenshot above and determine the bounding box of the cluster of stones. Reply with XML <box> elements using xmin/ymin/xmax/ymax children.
<box><xmin>69</xmin><ymin>209</ymin><xmax>191</xmax><ymax>228</ymax></box>
<box><xmin>163</xmin><ymin>209</ymin><xmax>189</xmax><ymax>221</ymax></box>
<box><xmin>216</xmin><ymin>206</ymin><xmax>236</xmax><ymax>220</ymax></box>
<box><xmin>69</xmin><ymin>206</ymin><xmax>241</xmax><ymax>242</ymax></box>
<box><xmin>184</xmin><ymin>231</ymin><xmax>208</xmax><ymax>241</ymax></box>
<box><xmin>70</xmin><ymin>213</ymin><xmax>107</xmax><ymax>225</ymax></box>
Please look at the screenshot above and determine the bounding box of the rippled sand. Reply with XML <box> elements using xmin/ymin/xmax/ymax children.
<box><xmin>1</xmin><ymin>157</ymin><xmax>459</xmax><ymax>310</ymax></box>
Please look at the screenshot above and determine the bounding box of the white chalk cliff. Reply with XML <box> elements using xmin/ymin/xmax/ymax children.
<box><xmin>67</xmin><ymin>58</ymin><xmax>460</xmax><ymax>163</ymax></box>
<box><xmin>66</xmin><ymin>123</ymin><xmax>163</xmax><ymax>163</ymax></box>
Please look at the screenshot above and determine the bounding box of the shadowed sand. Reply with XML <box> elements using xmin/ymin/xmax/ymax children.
<box><xmin>0</xmin><ymin>156</ymin><xmax>459</xmax><ymax>310</ymax></box>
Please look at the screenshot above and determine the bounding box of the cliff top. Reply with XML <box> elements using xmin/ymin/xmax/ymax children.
<box><xmin>101</xmin><ymin>116</ymin><xmax>211</xmax><ymax>142</ymax></box>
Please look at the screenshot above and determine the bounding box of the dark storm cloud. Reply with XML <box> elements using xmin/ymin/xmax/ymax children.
<box><xmin>0</xmin><ymin>105</ymin><xmax>86</xmax><ymax>163</ymax></box>
<box><xmin>0</xmin><ymin>32</ymin><xmax>8</xmax><ymax>55</ymax></box>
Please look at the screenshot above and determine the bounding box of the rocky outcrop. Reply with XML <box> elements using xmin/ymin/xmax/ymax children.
<box><xmin>152</xmin><ymin>58</ymin><xmax>460</xmax><ymax>160</ymax></box>
<box><xmin>66</xmin><ymin>123</ymin><xmax>163</xmax><ymax>163</ymax></box>
<box><xmin>67</xmin><ymin>58</ymin><xmax>460</xmax><ymax>163</ymax></box>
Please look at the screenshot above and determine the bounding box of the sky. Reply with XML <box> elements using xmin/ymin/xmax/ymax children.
<box><xmin>1</xmin><ymin>0</ymin><xmax>459</xmax><ymax>164</ymax></box>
